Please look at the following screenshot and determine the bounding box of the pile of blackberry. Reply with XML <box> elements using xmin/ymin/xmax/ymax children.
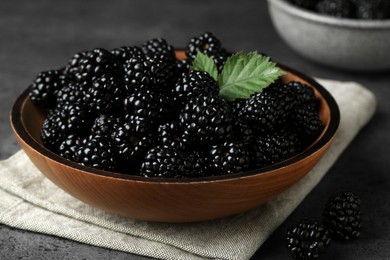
<box><xmin>29</xmin><ymin>32</ymin><xmax>324</xmax><ymax>178</ymax></box>
<box><xmin>289</xmin><ymin>0</ymin><xmax>390</xmax><ymax>19</ymax></box>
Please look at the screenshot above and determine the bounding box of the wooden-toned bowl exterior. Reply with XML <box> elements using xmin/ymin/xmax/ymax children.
<box><xmin>10</xmin><ymin>52</ymin><xmax>340</xmax><ymax>222</ymax></box>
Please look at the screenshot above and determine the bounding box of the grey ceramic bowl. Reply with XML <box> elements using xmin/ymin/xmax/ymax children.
<box><xmin>267</xmin><ymin>0</ymin><xmax>390</xmax><ymax>71</ymax></box>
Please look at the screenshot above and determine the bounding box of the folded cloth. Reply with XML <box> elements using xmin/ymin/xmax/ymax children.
<box><xmin>0</xmin><ymin>79</ymin><xmax>376</xmax><ymax>260</ymax></box>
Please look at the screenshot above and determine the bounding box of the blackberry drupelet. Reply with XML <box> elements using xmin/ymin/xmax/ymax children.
<box><xmin>172</xmin><ymin>70</ymin><xmax>219</xmax><ymax>107</ymax></box>
<box><xmin>252</xmin><ymin>129</ymin><xmax>302</xmax><ymax>168</ymax></box>
<box><xmin>209</xmin><ymin>141</ymin><xmax>251</xmax><ymax>175</ymax></box>
<box><xmin>287</xmin><ymin>219</ymin><xmax>332</xmax><ymax>260</ymax></box>
<box><xmin>239</xmin><ymin>90</ymin><xmax>283</xmax><ymax>133</ymax></box>
<box><xmin>316</xmin><ymin>0</ymin><xmax>355</xmax><ymax>18</ymax></box>
<box><xmin>85</xmin><ymin>74</ymin><xmax>125</xmax><ymax>114</ymax></box>
<box><xmin>140</xmin><ymin>146</ymin><xmax>195</xmax><ymax>178</ymax></box>
<box><xmin>75</xmin><ymin>135</ymin><xmax>118</xmax><ymax>171</ymax></box>
<box><xmin>29</xmin><ymin>69</ymin><xmax>64</xmax><ymax>108</ymax></box>
<box><xmin>323</xmin><ymin>192</ymin><xmax>362</xmax><ymax>240</ymax></box>
<box><xmin>179</xmin><ymin>95</ymin><xmax>233</xmax><ymax>145</ymax></box>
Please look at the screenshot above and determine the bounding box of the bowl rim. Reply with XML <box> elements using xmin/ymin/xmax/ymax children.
<box><xmin>11</xmin><ymin>63</ymin><xmax>340</xmax><ymax>184</ymax></box>
<box><xmin>268</xmin><ymin>0</ymin><xmax>390</xmax><ymax>29</ymax></box>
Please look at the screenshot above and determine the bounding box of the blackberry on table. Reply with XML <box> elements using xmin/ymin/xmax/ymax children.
<box><xmin>287</xmin><ymin>219</ymin><xmax>332</xmax><ymax>260</ymax></box>
<box><xmin>29</xmin><ymin>69</ymin><xmax>64</xmax><ymax>108</ymax></box>
<box><xmin>323</xmin><ymin>192</ymin><xmax>362</xmax><ymax>240</ymax></box>
<box><xmin>209</xmin><ymin>141</ymin><xmax>251</xmax><ymax>175</ymax></box>
<box><xmin>140</xmin><ymin>146</ymin><xmax>195</xmax><ymax>178</ymax></box>
<box><xmin>179</xmin><ymin>95</ymin><xmax>233</xmax><ymax>145</ymax></box>
<box><xmin>172</xmin><ymin>70</ymin><xmax>219</xmax><ymax>107</ymax></box>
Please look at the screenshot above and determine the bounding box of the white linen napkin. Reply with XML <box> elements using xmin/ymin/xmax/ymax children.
<box><xmin>0</xmin><ymin>79</ymin><xmax>376</xmax><ymax>260</ymax></box>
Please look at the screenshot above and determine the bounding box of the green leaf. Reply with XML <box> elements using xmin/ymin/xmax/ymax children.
<box><xmin>190</xmin><ymin>52</ymin><xmax>218</xmax><ymax>81</ymax></box>
<box><xmin>218</xmin><ymin>52</ymin><xmax>284</xmax><ymax>101</ymax></box>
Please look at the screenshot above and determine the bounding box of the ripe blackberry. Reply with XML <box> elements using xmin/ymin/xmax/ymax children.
<box><xmin>75</xmin><ymin>136</ymin><xmax>118</xmax><ymax>171</ymax></box>
<box><xmin>288</xmin><ymin>81</ymin><xmax>318</xmax><ymax>108</ymax></box>
<box><xmin>112</xmin><ymin>121</ymin><xmax>156</xmax><ymax>167</ymax></box>
<box><xmin>323</xmin><ymin>192</ymin><xmax>362</xmax><ymax>240</ymax></box>
<box><xmin>90</xmin><ymin>114</ymin><xmax>122</xmax><ymax>140</ymax></box>
<box><xmin>172</xmin><ymin>71</ymin><xmax>219</xmax><ymax>107</ymax></box>
<box><xmin>252</xmin><ymin>129</ymin><xmax>302</xmax><ymax>168</ymax></box>
<box><xmin>58</xmin><ymin>134</ymin><xmax>84</xmax><ymax>161</ymax></box>
<box><xmin>293</xmin><ymin>103</ymin><xmax>324</xmax><ymax>142</ymax></box>
<box><xmin>142</xmin><ymin>38</ymin><xmax>176</xmax><ymax>61</ymax></box>
<box><xmin>146</xmin><ymin>54</ymin><xmax>177</xmax><ymax>88</ymax></box>
<box><xmin>64</xmin><ymin>51</ymin><xmax>88</xmax><ymax>83</ymax></box>
<box><xmin>84</xmin><ymin>74</ymin><xmax>125</xmax><ymax>114</ymax></box>
<box><xmin>157</xmin><ymin>122</ymin><xmax>188</xmax><ymax>151</ymax></box>
<box><xmin>179</xmin><ymin>95</ymin><xmax>233</xmax><ymax>145</ymax></box>
<box><xmin>72</xmin><ymin>48</ymin><xmax>121</xmax><ymax>84</ymax></box>
<box><xmin>316</xmin><ymin>0</ymin><xmax>355</xmax><ymax>18</ymax></box>
<box><xmin>265</xmin><ymin>82</ymin><xmax>297</xmax><ymax>124</ymax></box>
<box><xmin>40</xmin><ymin>109</ymin><xmax>66</xmax><ymax>150</ymax></box>
<box><xmin>56</xmin><ymin>82</ymin><xmax>87</xmax><ymax>106</ymax></box>
<box><xmin>239</xmin><ymin>91</ymin><xmax>283</xmax><ymax>133</ymax></box>
<box><xmin>187</xmin><ymin>150</ymin><xmax>210</xmax><ymax>177</ymax></box>
<box><xmin>29</xmin><ymin>70</ymin><xmax>64</xmax><ymax>108</ymax></box>
<box><xmin>124</xmin><ymin>89</ymin><xmax>171</xmax><ymax>124</ymax></box>
<box><xmin>287</xmin><ymin>219</ymin><xmax>332</xmax><ymax>260</ymax></box>
<box><xmin>186</xmin><ymin>32</ymin><xmax>229</xmax><ymax>71</ymax></box>
<box><xmin>140</xmin><ymin>146</ymin><xmax>195</xmax><ymax>178</ymax></box>
<box><xmin>209</xmin><ymin>141</ymin><xmax>251</xmax><ymax>175</ymax></box>
<box><xmin>123</xmin><ymin>55</ymin><xmax>154</xmax><ymax>93</ymax></box>
<box><xmin>110</xmin><ymin>46</ymin><xmax>144</xmax><ymax>63</ymax></box>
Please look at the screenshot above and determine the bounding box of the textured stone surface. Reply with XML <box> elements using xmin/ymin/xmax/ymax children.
<box><xmin>0</xmin><ymin>0</ymin><xmax>389</xmax><ymax>259</ymax></box>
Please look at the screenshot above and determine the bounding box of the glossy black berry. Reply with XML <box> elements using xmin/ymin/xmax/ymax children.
<box><xmin>58</xmin><ymin>134</ymin><xmax>84</xmax><ymax>161</ymax></box>
<box><xmin>140</xmin><ymin>146</ymin><xmax>195</xmax><ymax>178</ymax></box>
<box><xmin>142</xmin><ymin>38</ymin><xmax>176</xmax><ymax>61</ymax></box>
<box><xmin>29</xmin><ymin>70</ymin><xmax>64</xmax><ymax>108</ymax></box>
<box><xmin>157</xmin><ymin>122</ymin><xmax>188</xmax><ymax>151</ymax></box>
<box><xmin>111</xmin><ymin>46</ymin><xmax>144</xmax><ymax>63</ymax></box>
<box><xmin>323</xmin><ymin>192</ymin><xmax>362</xmax><ymax>240</ymax></box>
<box><xmin>123</xmin><ymin>55</ymin><xmax>154</xmax><ymax>93</ymax></box>
<box><xmin>287</xmin><ymin>219</ymin><xmax>332</xmax><ymax>260</ymax></box>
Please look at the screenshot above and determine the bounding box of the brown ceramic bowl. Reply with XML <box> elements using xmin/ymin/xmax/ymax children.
<box><xmin>10</xmin><ymin>51</ymin><xmax>340</xmax><ymax>223</ymax></box>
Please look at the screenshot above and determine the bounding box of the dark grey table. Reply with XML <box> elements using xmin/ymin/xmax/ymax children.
<box><xmin>1</xmin><ymin>1</ymin><xmax>389</xmax><ymax>259</ymax></box>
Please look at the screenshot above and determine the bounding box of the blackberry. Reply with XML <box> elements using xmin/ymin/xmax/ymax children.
<box><xmin>209</xmin><ymin>141</ymin><xmax>251</xmax><ymax>175</ymax></box>
<box><xmin>123</xmin><ymin>55</ymin><xmax>154</xmax><ymax>93</ymax></box>
<box><xmin>316</xmin><ymin>0</ymin><xmax>355</xmax><ymax>18</ymax></box>
<box><xmin>124</xmin><ymin>89</ymin><xmax>171</xmax><ymax>124</ymax></box>
<box><xmin>265</xmin><ymin>82</ymin><xmax>297</xmax><ymax>124</ymax></box>
<box><xmin>288</xmin><ymin>81</ymin><xmax>318</xmax><ymax>108</ymax></box>
<box><xmin>252</xmin><ymin>129</ymin><xmax>302</xmax><ymax>168</ymax></box>
<box><xmin>29</xmin><ymin>70</ymin><xmax>64</xmax><ymax>108</ymax></box>
<box><xmin>58</xmin><ymin>134</ymin><xmax>84</xmax><ymax>161</ymax></box>
<box><xmin>187</xmin><ymin>149</ymin><xmax>210</xmax><ymax>177</ymax></box>
<box><xmin>90</xmin><ymin>114</ymin><xmax>122</xmax><ymax>140</ymax></box>
<box><xmin>75</xmin><ymin>136</ymin><xmax>118</xmax><ymax>172</ymax></box>
<box><xmin>323</xmin><ymin>192</ymin><xmax>362</xmax><ymax>240</ymax></box>
<box><xmin>293</xmin><ymin>103</ymin><xmax>324</xmax><ymax>142</ymax></box>
<box><xmin>110</xmin><ymin>46</ymin><xmax>144</xmax><ymax>63</ymax></box>
<box><xmin>72</xmin><ymin>48</ymin><xmax>121</xmax><ymax>84</ymax></box>
<box><xmin>140</xmin><ymin>146</ymin><xmax>195</xmax><ymax>178</ymax></box>
<box><xmin>179</xmin><ymin>95</ymin><xmax>233</xmax><ymax>145</ymax></box>
<box><xmin>40</xmin><ymin>109</ymin><xmax>66</xmax><ymax>150</ymax></box>
<box><xmin>84</xmin><ymin>74</ymin><xmax>125</xmax><ymax>114</ymax></box>
<box><xmin>172</xmin><ymin>71</ymin><xmax>219</xmax><ymax>107</ymax></box>
<box><xmin>112</xmin><ymin>121</ymin><xmax>156</xmax><ymax>167</ymax></box>
<box><xmin>142</xmin><ymin>38</ymin><xmax>176</xmax><ymax>61</ymax></box>
<box><xmin>146</xmin><ymin>54</ymin><xmax>177</xmax><ymax>88</ymax></box>
<box><xmin>287</xmin><ymin>219</ymin><xmax>332</xmax><ymax>260</ymax></box>
<box><xmin>186</xmin><ymin>32</ymin><xmax>229</xmax><ymax>71</ymax></box>
<box><xmin>239</xmin><ymin>91</ymin><xmax>283</xmax><ymax>133</ymax></box>
<box><xmin>157</xmin><ymin>122</ymin><xmax>188</xmax><ymax>151</ymax></box>
<box><xmin>56</xmin><ymin>82</ymin><xmax>87</xmax><ymax>106</ymax></box>
<box><xmin>64</xmin><ymin>51</ymin><xmax>88</xmax><ymax>83</ymax></box>
<box><xmin>186</xmin><ymin>32</ymin><xmax>223</xmax><ymax>60</ymax></box>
